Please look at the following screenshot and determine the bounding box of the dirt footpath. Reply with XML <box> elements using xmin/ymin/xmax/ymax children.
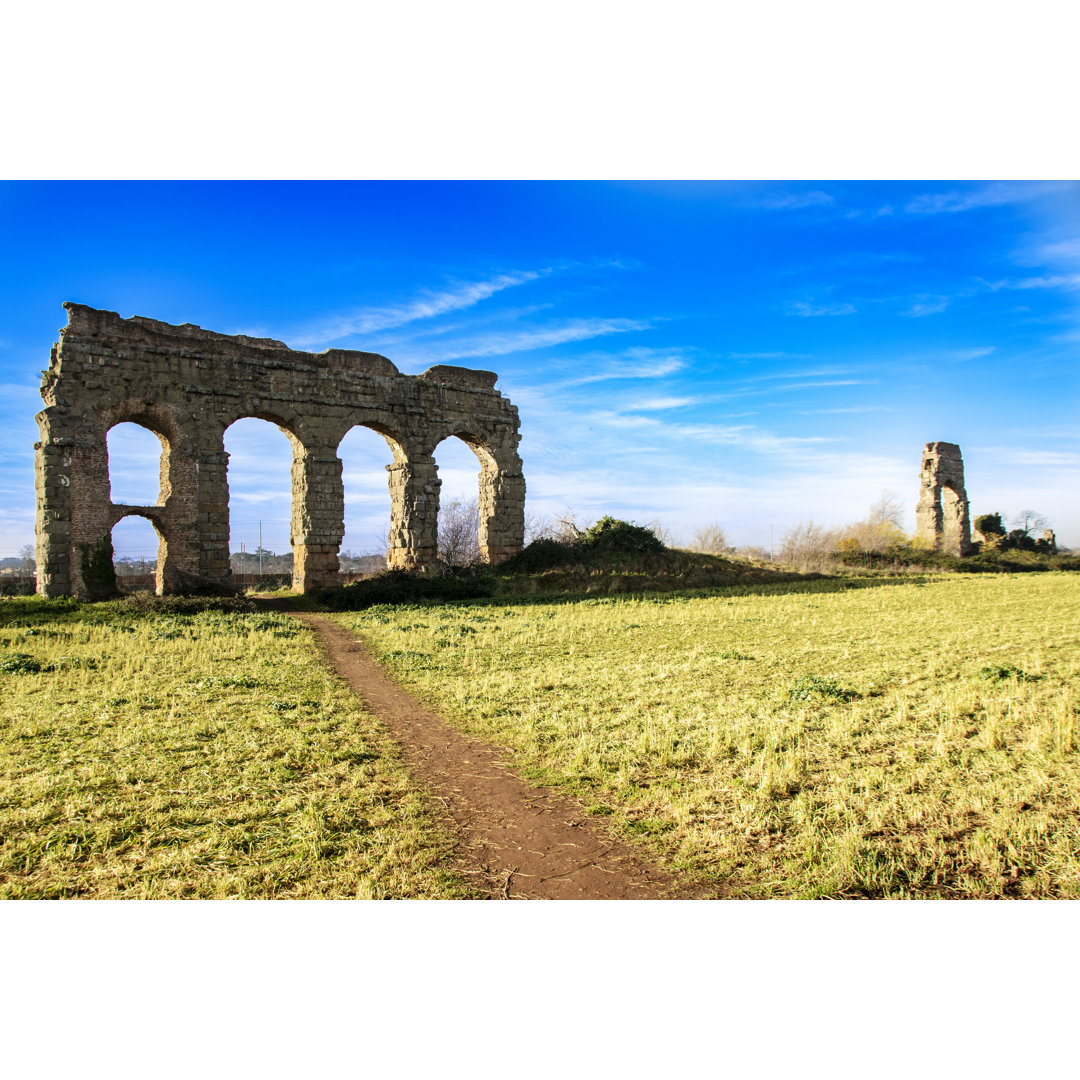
<box><xmin>272</xmin><ymin>605</ymin><xmax>711</xmax><ymax>899</ymax></box>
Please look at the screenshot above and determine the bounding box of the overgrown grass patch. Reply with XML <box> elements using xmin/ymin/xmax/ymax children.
<box><xmin>0</xmin><ymin>596</ymin><xmax>475</xmax><ymax>899</ymax></box>
<box><xmin>335</xmin><ymin>573</ymin><xmax>1080</xmax><ymax>898</ymax></box>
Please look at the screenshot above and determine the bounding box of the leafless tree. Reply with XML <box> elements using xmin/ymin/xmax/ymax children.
<box><xmin>839</xmin><ymin>491</ymin><xmax>908</xmax><ymax>553</ymax></box>
<box><xmin>648</xmin><ymin>518</ymin><xmax>676</xmax><ymax>547</ymax></box>
<box><xmin>1011</xmin><ymin>509</ymin><xmax>1048</xmax><ymax>536</ymax></box>
<box><xmin>779</xmin><ymin>519</ymin><xmax>842</xmax><ymax>572</ymax></box>
<box><xmin>732</xmin><ymin>545</ymin><xmax>771</xmax><ymax>562</ymax></box>
<box><xmin>438</xmin><ymin>497</ymin><xmax>482</xmax><ymax>566</ymax></box>
<box><xmin>524</xmin><ymin>510</ymin><xmax>556</xmax><ymax>544</ymax></box>
<box><xmin>18</xmin><ymin>544</ymin><xmax>35</xmax><ymax>572</ymax></box>
<box><xmin>692</xmin><ymin>523</ymin><xmax>729</xmax><ymax>554</ymax></box>
<box><xmin>550</xmin><ymin>509</ymin><xmax>592</xmax><ymax>543</ymax></box>
<box><xmin>868</xmin><ymin>490</ymin><xmax>904</xmax><ymax>529</ymax></box>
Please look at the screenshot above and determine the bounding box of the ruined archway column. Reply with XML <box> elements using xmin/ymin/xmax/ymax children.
<box><xmin>915</xmin><ymin>441</ymin><xmax>972</xmax><ymax>557</ymax></box>
<box><xmin>386</xmin><ymin>456</ymin><xmax>440</xmax><ymax>570</ymax></box>
<box><xmin>156</xmin><ymin>441</ymin><xmax>201</xmax><ymax>593</ymax></box>
<box><xmin>196</xmin><ymin>430</ymin><xmax>232</xmax><ymax>586</ymax></box>
<box><xmin>35</xmin><ymin>416</ymin><xmax>112</xmax><ymax>598</ymax></box>
<box><xmin>478</xmin><ymin>458</ymin><xmax>525</xmax><ymax>564</ymax></box>
<box><xmin>291</xmin><ymin>444</ymin><xmax>345</xmax><ymax>591</ymax></box>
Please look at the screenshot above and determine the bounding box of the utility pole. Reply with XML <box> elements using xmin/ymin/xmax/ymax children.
<box><xmin>770</xmin><ymin>524</ymin><xmax>774</xmax><ymax>562</ymax></box>
<box><xmin>259</xmin><ymin>522</ymin><xmax>263</xmax><ymax>578</ymax></box>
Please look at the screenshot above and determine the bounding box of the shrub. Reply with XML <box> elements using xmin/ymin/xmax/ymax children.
<box><xmin>498</xmin><ymin>537</ymin><xmax>576</xmax><ymax>573</ymax></box>
<box><xmin>78</xmin><ymin>537</ymin><xmax>118</xmax><ymax>600</ymax></box>
<box><xmin>314</xmin><ymin>568</ymin><xmax>496</xmax><ymax>610</ymax></box>
<box><xmin>787</xmin><ymin>675</ymin><xmax>858</xmax><ymax>703</ymax></box>
<box><xmin>579</xmin><ymin>517</ymin><xmax>666</xmax><ymax>555</ymax></box>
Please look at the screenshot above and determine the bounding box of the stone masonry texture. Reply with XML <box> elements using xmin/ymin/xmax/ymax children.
<box><xmin>34</xmin><ymin>303</ymin><xmax>525</xmax><ymax>596</ymax></box>
<box><xmin>915</xmin><ymin>441</ymin><xmax>972</xmax><ymax>557</ymax></box>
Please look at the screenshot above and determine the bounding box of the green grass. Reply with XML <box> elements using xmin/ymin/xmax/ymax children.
<box><xmin>0</xmin><ymin>596</ymin><xmax>476</xmax><ymax>898</ymax></box>
<box><xmin>335</xmin><ymin>573</ymin><xmax>1080</xmax><ymax>898</ymax></box>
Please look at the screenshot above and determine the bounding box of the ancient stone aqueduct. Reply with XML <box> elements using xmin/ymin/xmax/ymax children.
<box><xmin>34</xmin><ymin>303</ymin><xmax>525</xmax><ymax>597</ymax></box>
<box><xmin>33</xmin><ymin>303</ymin><xmax>980</xmax><ymax>597</ymax></box>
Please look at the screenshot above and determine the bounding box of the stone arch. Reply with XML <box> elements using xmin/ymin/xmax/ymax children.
<box><xmin>223</xmin><ymin>414</ymin><xmax>308</xmax><ymax>590</ymax></box>
<box><xmin>427</xmin><ymin>424</ymin><xmax>525</xmax><ymax>566</ymax></box>
<box><xmin>107</xmin><ymin>422</ymin><xmax>169</xmax><ymax>506</ymax></box>
<box><xmin>35</xmin><ymin>304</ymin><xmax>525</xmax><ymax>595</ymax></box>
<box><xmin>335</xmin><ymin>420</ymin><xmax>409</xmax><ymax>567</ymax></box>
<box><xmin>109</xmin><ymin>508</ymin><xmax>168</xmax><ymax>594</ymax></box>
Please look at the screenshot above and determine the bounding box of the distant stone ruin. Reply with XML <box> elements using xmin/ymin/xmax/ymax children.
<box><xmin>34</xmin><ymin>303</ymin><xmax>525</xmax><ymax>597</ymax></box>
<box><xmin>915</xmin><ymin>441</ymin><xmax>972</xmax><ymax>556</ymax></box>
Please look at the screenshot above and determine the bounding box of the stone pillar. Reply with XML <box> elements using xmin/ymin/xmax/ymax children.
<box><xmin>197</xmin><ymin>435</ymin><xmax>232</xmax><ymax>585</ymax></box>
<box><xmin>291</xmin><ymin>445</ymin><xmax>345</xmax><ymax>591</ymax></box>
<box><xmin>478</xmin><ymin>459</ymin><xmax>526</xmax><ymax>564</ymax></box>
<box><xmin>156</xmin><ymin>441</ymin><xmax>201</xmax><ymax>593</ymax></box>
<box><xmin>34</xmin><ymin>428</ymin><xmax>75</xmax><ymax>597</ymax></box>
<box><xmin>34</xmin><ymin>419</ymin><xmax>120</xmax><ymax>599</ymax></box>
<box><xmin>916</xmin><ymin>441</ymin><xmax>972</xmax><ymax>556</ymax></box>
<box><xmin>386</xmin><ymin>456</ymin><xmax>440</xmax><ymax>570</ymax></box>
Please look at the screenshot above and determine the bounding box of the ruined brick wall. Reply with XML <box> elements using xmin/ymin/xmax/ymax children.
<box><xmin>915</xmin><ymin>441</ymin><xmax>972</xmax><ymax>557</ymax></box>
<box><xmin>35</xmin><ymin>303</ymin><xmax>525</xmax><ymax>597</ymax></box>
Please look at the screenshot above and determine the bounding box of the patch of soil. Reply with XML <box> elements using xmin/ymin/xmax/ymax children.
<box><xmin>265</xmin><ymin>602</ymin><xmax>714</xmax><ymax>900</ymax></box>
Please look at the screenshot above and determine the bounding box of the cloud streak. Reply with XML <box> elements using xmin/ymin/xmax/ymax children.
<box><xmin>744</xmin><ymin>190</ymin><xmax>835</xmax><ymax>211</ymax></box>
<box><xmin>904</xmin><ymin>181</ymin><xmax>1069</xmax><ymax>215</ymax></box>
<box><xmin>788</xmin><ymin>301</ymin><xmax>857</xmax><ymax>317</ymax></box>
<box><xmin>401</xmin><ymin>318</ymin><xmax>652</xmax><ymax>363</ymax></box>
<box><xmin>290</xmin><ymin>269</ymin><xmax>546</xmax><ymax>348</ymax></box>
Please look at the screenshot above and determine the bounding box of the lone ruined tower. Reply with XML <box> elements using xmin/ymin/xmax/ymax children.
<box><xmin>915</xmin><ymin>441</ymin><xmax>972</xmax><ymax>556</ymax></box>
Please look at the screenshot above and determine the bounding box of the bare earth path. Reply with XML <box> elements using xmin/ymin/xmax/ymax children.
<box><xmin>266</xmin><ymin>603</ymin><xmax>712</xmax><ymax>899</ymax></box>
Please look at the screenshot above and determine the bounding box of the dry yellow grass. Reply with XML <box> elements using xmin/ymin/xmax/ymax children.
<box><xmin>339</xmin><ymin>573</ymin><xmax>1080</xmax><ymax>897</ymax></box>
<box><xmin>1</xmin><ymin>597</ymin><xmax>475</xmax><ymax>898</ymax></box>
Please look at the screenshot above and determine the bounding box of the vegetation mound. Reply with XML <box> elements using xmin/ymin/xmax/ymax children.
<box><xmin>497</xmin><ymin>518</ymin><xmax>803</xmax><ymax>596</ymax></box>
<box><xmin>312</xmin><ymin>568</ymin><xmax>497</xmax><ymax>610</ymax></box>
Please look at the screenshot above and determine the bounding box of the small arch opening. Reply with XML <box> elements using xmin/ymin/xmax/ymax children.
<box><xmin>338</xmin><ymin>425</ymin><xmax>401</xmax><ymax>577</ymax></box>
<box><xmin>432</xmin><ymin>434</ymin><xmax>495</xmax><ymax>567</ymax></box>
<box><xmin>224</xmin><ymin>417</ymin><xmax>297</xmax><ymax>587</ymax></box>
<box><xmin>111</xmin><ymin>515</ymin><xmax>163</xmax><ymax>593</ymax></box>
<box><xmin>107</xmin><ymin>422</ymin><xmax>167</xmax><ymax>506</ymax></box>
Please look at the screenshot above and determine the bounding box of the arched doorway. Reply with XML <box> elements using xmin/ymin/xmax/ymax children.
<box><xmin>111</xmin><ymin>514</ymin><xmax>164</xmax><ymax>592</ymax></box>
<box><xmin>432</xmin><ymin>434</ymin><xmax>498</xmax><ymax>566</ymax></box>
<box><xmin>224</xmin><ymin>417</ymin><xmax>298</xmax><ymax>588</ymax></box>
<box><xmin>337</xmin><ymin>425</ymin><xmax>403</xmax><ymax>578</ymax></box>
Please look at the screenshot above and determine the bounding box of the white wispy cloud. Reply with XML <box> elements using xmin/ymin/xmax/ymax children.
<box><xmin>550</xmin><ymin>349</ymin><xmax>687</xmax><ymax>388</ymax></box>
<box><xmin>798</xmin><ymin>406</ymin><xmax>897</xmax><ymax>414</ymax></box>
<box><xmin>969</xmin><ymin>447</ymin><xmax>1080</xmax><ymax>467</ymax></box>
<box><xmin>622</xmin><ymin>396</ymin><xmax>696</xmax><ymax>411</ymax></box>
<box><xmin>290</xmin><ymin>269</ymin><xmax>546</xmax><ymax>348</ymax></box>
<box><xmin>988</xmin><ymin>273</ymin><xmax>1080</xmax><ymax>292</ymax></box>
<box><xmin>788</xmin><ymin>301</ymin><xmax>857</xmax><ymax>317</ymax></box>
<box><xmin>904</xmin><ymin>181</ymin><xmax>1069</xmax><ymax>215</ymax></box>
<box><xmin>745</xmin><ymin>191</ymin><xmax>835</xmax><ymax>210</ymax></box>
<box><xmin>725</xmin><ymin>352</ymin><xmax>794</xmax><ymax>360</ymax></box>
<box><xmin>402</xmin><ymin>318</ymin><xmax>651</xmax><ymax>364</ymax></box>
<box><xmin>903</xmin><ymin>296</ymin><xmax>951</xmax><ymax>317</ymax></box>
<box><xmin>945</xmin><ymin>346</ymin><xmax>995</xmax><ymax>363</ymax></box>
<box><xmin>774</xmin><ymin>379</ymin><xmax>868</xmax><ymax>392</ymax></box>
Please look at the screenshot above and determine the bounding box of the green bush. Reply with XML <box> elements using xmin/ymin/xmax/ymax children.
<box><xmin>314</xmin><ymin>568</ymin><xmax>496</xmax><ymax>610</ymax></box>
<box><xmin>498</xmin><ymin>537</ymin><xmax>577</xmax><ymax>573</ymax></box>
<box><xmin>579</xmin><ymin>517</ymin><xmax>666</xmax><ymax>555</ymax></box>
<box><xmin>78</xmin><ymin>537</ymin><xmax>118</xmax><ymax>600</ymax></box>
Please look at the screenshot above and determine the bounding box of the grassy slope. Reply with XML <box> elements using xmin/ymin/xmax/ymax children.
<box><xmin>0</xmin><ymin>597</ymin><xmax>475</xmax><ymax>899</ymax></box>
<box><xmin>337</xmin><ymin>573</ymin><xmax>1080</xmax><ymax>898</ymax></box>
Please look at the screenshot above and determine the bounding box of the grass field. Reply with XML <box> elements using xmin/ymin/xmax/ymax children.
<box><xmin>338</xmin><ymin>573</ymin><xmax>1080</xmax><ymax>898</ymax></box>
<box><xmin>0</xmin><ymin>596</ymin><xmax>476</xmax><ymax>898</ymax></box>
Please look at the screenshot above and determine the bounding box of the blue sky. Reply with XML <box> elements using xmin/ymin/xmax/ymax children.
<box><xmin>1</xmin><ymin>180</ymin><xmax>1078</xmax><ymax>558</ymax></box>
